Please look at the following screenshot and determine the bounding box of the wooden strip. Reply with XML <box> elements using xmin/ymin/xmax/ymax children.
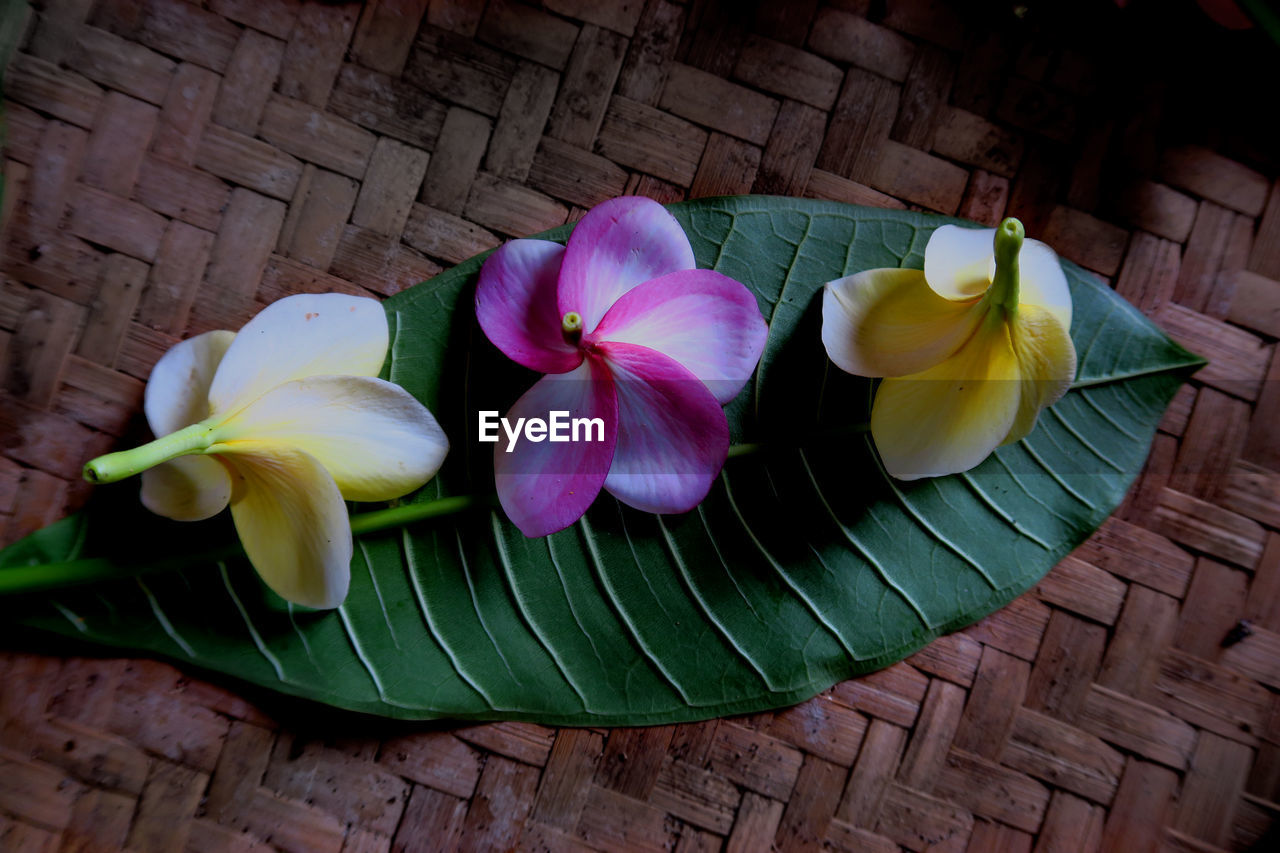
<box><xmin>69</xmin><ymin>24</ymin><xmax>175</xmax><ymax>106</ymax></box>
<box><xmin>774</xmin><ymin>755</ymin><xmax>846</xmax><ymax>850</ymax></box>
<box><xmin>135</xmin><ymin>0</ymin><xmax>240</xmax><ymax>73</ymax></box>
<box><xmin>874</xmin><ymin>783</ymin><xmax>972</xmax><ymax>852</ymax></box>
<box><xmin>1244</xmin><ymin>346</ymin><xmax>1280</xmax><ymax>469</ymax></box>
<box><xmin>1033</xmin><ymin>791</ymin><xmax>1104</xmax><ymax>853</ymax></box>
<box><xmin>278</xmin><ymin>166</ymin><xmax>360</xmax><ymax>271</ymax></box>
<box><xmin>1171</xmin><ymin>389</ymin><xmax>1250</xmax><ymax>501</ymax></box>
<box><xmin>897</xmin><ymin>679</ymin><xmax>966</xmax><ymax>788</ymax></box>
<box><xmin>486</xmin><ymin>62</ymin><xmax>559</xmax><ymax>181</ymax></box>
<box><xmin>214</xmin><ymin>29</ymin><xmax>287</xmax><ymax>135</ymax></box>
<box><xmin>208</xmin><ymin>0</ymin><xmax>299</xmax><ymax>38</ymax></box>
<box><xmin>464</xmin><ymin>173</ymin><xmax>566</xmax><ymax>237</ymax></box>
<box><xmin>1248</xmin><ymin>179</ymin><xmax>1280</xmax><ymax>278</ymax></box>
<box><xmin>394</xmin><ymin>785</ymin><xmax>466</xmax><ymax>852</ymax></box>
<box><xmin>805</xmin><ymin>169</ymin><xmax>906</xmax><ymax>210</ymax></box>
<box><xmin>259</xmin><ymin>95</ymin><xmax>376</xmax><ymax>180</ymax></box>
<box><xmin>734</xmin><ymin>34</ymin><xmax>841</xmax><ymax>110</ymax></box>
<box><xmin>403</xmin><ymin>26</ymin><xmax>517</xmax><ymax>117</ymax></box>
<box><xmin>133</xmin><ymin>155</ymin><xmax>230</xmax><ymax>232</ymax></box>
<box><xmin>421</xmin><ymin>107</ymin><xmax>492</xmax><ymax>215</ymax></box>
<box><xmin>77</xmin><ymin>254</ymin><xmax>148</xmax><ymax>365</ymax></box>
<box><xmin>82</xmin><ymin>92</ymin><xmax>158</xmax><ymax>194</ymax></box>
<box><xmin>998</xmin><ymin>77</ymin><xmax>1076</xmax><ymax>144</ymax></box>
<box><xmin>329</xmin><ymin>63</ymin><xmax>448</xmax><ymax>150</ymax></box>
<box><xmin>1153</xmin><ymin>487</ymin><xmax>1266</xmax><ymax>570</ymax></box>
<box><xmin>932</xmin><ymin>106</ymin><xmax>1023</xmax><ymax>179</ymax></box>
<box><xmin>866</xmin><ymin>139</ymin><xmax>968</xmax><ymax>215</ymax></box>
<box><xmin>242</xmin><ymin>789</ymin><xmax>345</xmax><ymax>853</ymax></box>
<box><xmin>547</xmin><ymin>24</ymin><xmax>627</xmax><ymax>148</ymax></box>
<box><xmin>1227</xmin><ymin>270</ymin><xmax>1280</xmax><ymax>338</ymax></box>
<box><xmin>576</xmin><ymin>785</ymin><xmax>674</xmax><ymax>853</ymax></box>
<box><xmin>351</xmin><ymin>0</ymin><xmax>427</xmax><ymax>76</ymax></box>
<box><xmin>478</xmin><ymin>0</ymin><xmax>578</xmax><ymax>69</ymax></box>
<box><xmin>709</xmin><ymin>722</ymin><xmax>803</xmax><ymax>801</ymax></box>
<box><xmin>1175</xmin><ymin>202</ymin><xmax>1239</xmax><ymax>313</ymax></box>
<box><xmin>829</xmin><ymin>664</ymin><xmax>927</xmax><ymax>729</ymax></box>
<box><xmin>597</xmin><ymin>96</ymin><xmax>707</xmax><ymax>187</ymax></box>
<box><xmin>6</xmin><ymin>54</ymin><xmax>104</xmax><ymax>129</ymax></box>
<box><xmin>1176</xmin><ymin>558</ymin><xmax>1249</xmax><ymax>660</ymax></box>
<box><xmin>152</xmin><ymin>62</ymin><xmax>219</xmax><ymax>166</ymax></box>
<box><xmin>725</xmin><ymin>792</ymin><xmax>785</xmax><ymax>853</ymax></box>
<box><xmin>1158</xmin><ymin>302</ymin><xmax>1270</xmax><ymax>401</ymax></box>
<box><xmin>204</xmin><ymin>721</ymin><xmax>274</xmax><ymax>827</ymax></box>
<box><xmin>659</xmin><ymin>62</ymin><xmax>779</xmax><ymax>146</ymax></box>
<box><xmin>1078</xmin><ymin>684</ymin><xmax>1195</xmax><ymax>769</ymax></box>
<box><xmin>1115</xmin><ymin>230</ymin><xmax>1181</xmax><ymax>315</ymax></box>
<box><xmin>454</xmin><ymin>722</ymin><xmax>555</xmax><ymax>767</ymax></box>
<box><xmin>527</xmin><ymin>729</ymin><xmax>603</xmax><ymax>831</ymax></box>
<box><xmin>1245</xmin><ymin>532</ymin><xmax>1280</xmax><ymax>633</ymax></box>
<box><xmin>807</xmin><ymin>8</ymin><xmax>914</xmax><ymax>81</ymax></box>
<box><xmin>138</xmin><ymin>220</ymin><xmax>215</xmax><ymax>334</ymax></box>
<box><xmin>890</xmin><ymin>44</ymin><xmax>954</xmax><ymax>150</ymax></box>
<box><xmin>456</xmin><ymin>755</ymin><xmax>537</xmax><ymax>850</ymax></box>
<box><xmin>816</xmin><ymin>67</ymin><xmax>898</xmax><ymax>183</ymax></box>
<box><xmin>328</xmin><ymin>226</ymin><xmax>440</xmax><ymax>298</ymax></box>
<box><xmin>648</xmin><ymin>757</ymin><xmax>740</xmax><ymax>834</ymax></box>
<box><xmin>61</xmin><ymin>788</ymin><xmax>134</xmax><ymax>853</ymax></box>
<box><xmin>1115</xmin><ymin>180</ymin><xmax>1197</xmax><ymax>242</ymax></box>
<box><xmin>27</xmin><ymin>121</ymin><xmax>89</xmax><ymax>236</ymax></box>
<box><xmin>595</xmin><ymin>726</ymin><xmax>674</xmax><ymax>799</ymax></box>
<box><xmin>528</xmin><ymin>138</ymin><xmax>629</xmax><ymax>209</ymax></box>
<box><xmin>277</xmin><ymin>0</ymin><xmax>357</xmax><ymax>106</ymax></box>
<box><xmin>1096</xmin><ymin>585</ymin><xmax>1179</xmax><ymax>696</ymax></box>
<box><xmin>1100</xmin><ymin>759</ymin><xmax>1177</xmax><ymax>853</ymax></box>
<box><xmin>752</xmin><ymin>100</ymin><xmax>825</xmax><ymax>196</ymax></box>
<box><xmin>1150</xmin><ymin>649</ymin><xmax>1271</xmax><ymax>746</ymax></box>
<box><xmin>1004</xmin><ymin>708</ymin><xmax>1124</xmax><ymax>805</ymax></box>
<box><xmin>824</xmin><ymin>819</ymin><xmax>899</xmax><ymax>853</ymax></box>
<box><xmin>616</xmin><ymin>0</ymin><xmax>683</xmax><ymax>104</ymax></box>
<box><xmin>67</xmin><ymin>182</ymin><xmax>167</xmax><ymax>261</ymax></box>
<box><xmin>1160</xmin><ymin>145</ymin><xmax>1269</xmax><ymax>216</ymax></box>
<box><xmin>28</xmin><ymin>717</ymin><xmax>149</xmax><ymax>796</ymax></box>
<box><xmin>0</xmin><ymin>752</ymin><xmax>80</xmax><ymax>831</ymax></box>
<box><xmin>1072</xmin><ymin>516</ymin><xmax>1193</xmax><ymax>597</ymax></box>
<box><xmin>351</xmin><ymin>138</ymin><xmax>430</xmax><ymax>236</ymax></box>
<box><xmin>402</xmin><ymin>203</ymin><xmax>500</xmax><ymax>266</ymax></box>
<box><xmin>1034</xmin><ymin>556</ymin><xmax>1127</xmax><ymax>625</ymax></box>
<box><xmin>764</xmin><ymin>695</ymin><xmax>868</xmax><ymax>767</ymax></box>
<box><xmin>196</xmin><ymin>124</ymin><xmax>304</xmax><ymax>201</ymax></box>
<box><xmin>1025</xmin><ymin>610</ymin><xmax>1106</xmax><ymax>723</ymax></box>
<box><xmin>953</xmin><ymin>647</ymin><xmax>1030</xmax><ymax>759</ymax></box>
<box><xmin>26</xmin><ymin>0</ymin><xmax>91</xmax><ymax>65</ymax></box>
<box><xmin>906</xmin><ymin>630</ymin><xmax>982</xmax><ymax>687</ymax></box>
<box><xmin>835</xmin><ymin>719</ymin><xmax>906</xmax><ymax>827</ymax></box>
<box><xmin>125</xmin><ymin>761</ymin><xmax>209</xmax><ymax>852</ymax></box>
<box><xmin>1173</xmin><ymin>735</ymin><xmax>1253</xmax><ymax>846</ymax></box>
<box><xmin>934</xmin><ymin>749</ymin><xmax>1050</xmax><ymax>833</ymax></box>
<box><xmin>962</xmin><ymin>595</ymin><xmax>1051</xmax><ymax>662</ymax></box>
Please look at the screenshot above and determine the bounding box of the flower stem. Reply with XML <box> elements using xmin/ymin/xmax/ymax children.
<box><xmin>988</xmin><ymin>217</ymin><xmax>1024</xmax><ymax>314</ymax></box>
<box><xmin>83</xmin><ymin>422</ymin><xmax>218</xmax><ymax>484</ymax></box>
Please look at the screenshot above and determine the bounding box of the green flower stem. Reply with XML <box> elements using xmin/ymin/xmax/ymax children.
<box><xmin>83</xmin><ymin>421</ymin><xmax>217</xmax><ymax>484</ymax></box>
<box><xmin>988</xmin><ymin>217</ymin><xmax>1025</xmax><ymax>315</ymax></box>
<box><xmin>10</xmin><ymin>429</ymin><xmax>872</xmax><ymax>596</ymax></box>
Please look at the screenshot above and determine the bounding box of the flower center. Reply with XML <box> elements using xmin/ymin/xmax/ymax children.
<box><xmin>562</xmin><ymin>311</ymin><xmax>584</xmax><ymax>344</ymax></box>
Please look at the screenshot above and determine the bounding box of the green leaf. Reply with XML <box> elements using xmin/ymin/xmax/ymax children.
<box><xmin>0</xmin><ymin>198</ymin><xmax>1201</xmax><ymax>724</ymax></box>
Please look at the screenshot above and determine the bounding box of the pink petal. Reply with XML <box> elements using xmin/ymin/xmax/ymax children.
<box><xmin>596</xmin><ymin>342</ymin><xmax>729</xmax><ymax>514</ymax></box>
<box><xmin>494</xmin><ymin>359</ymin><xmax>618</xmax><ymax>537</ymax></box>
<box><xmin>557</xmin><ymin>197</ymin><xmax>695</xmax><ymax>334</ymax></box>
<box><xmin>590</xmin><ymin>269</ymin><xmax>767</xmax><ymax>404</ymax></box>
<box><xmin>476</xmin><ymin>239</ymin><xmax>582</xmax><ymax>374</ymax></box>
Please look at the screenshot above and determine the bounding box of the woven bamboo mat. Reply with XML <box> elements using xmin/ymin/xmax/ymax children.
<box><xmin>2</xmin><ymin>0</ymin><xmax>1279</xmax><ymax>850</ymax></box>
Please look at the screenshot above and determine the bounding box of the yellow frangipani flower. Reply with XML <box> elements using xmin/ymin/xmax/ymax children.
<box><xmin>821</xmin><ymin>218</ymin><xmax>1076</xmax><ymax>480</ymax></box>
<box><xmin>83</xmin><ymin>294</ymin><xmax>449</xmax><ymax>609</ymax></box>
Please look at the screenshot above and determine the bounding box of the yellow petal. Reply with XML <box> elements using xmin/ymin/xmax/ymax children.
<box><xmin>208</xmin><ymin>294</ymin><xmax>388</xmax><ymax>417</ymax></box>
<box><xmin>140</xmin><ymin>455</ymin><xmax>232</xmax><ymax>521</ymax></box>
<box><xmin>823</xmin><ymin>268</ymin><xmax>985</xmax><ymax>377</ymax></box>
<box><xmin>1002</xmin><ymin>304</ymin><xmax>1077</xmax><ymax>445</ymax></box>
<box><xmin>1017</xmin><ymin>238</ymin><xmax>1073</xmax><ymax>330</ymax></box>
<box><xmin>144</xmin><ymin>330</ymin><xmax>235</xmax><ymax>436</ymax></box>
<box><xmin>211</xmin><ymin>376</ymin><xmax>448</xmax><ymax>502</ymax></box>
<box><xmin>923</xmin><ymin>224</ymin><xmax>996</xmax><ymax>301</ymax></box>
<box><xmin>871</xmin><ymin>320</ymin><xmax>1021</xmax><ymax>480</ymax></box>
<box><xmin>224</xmin><ymin>446</ymin><xmax>351</xmax><ymax>609</ymax></box>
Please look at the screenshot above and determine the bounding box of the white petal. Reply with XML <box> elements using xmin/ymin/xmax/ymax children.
<box><xmin>923</xmin><ymin>224</ymin><xmax>996</xmax><ymax>301</ymax></box>
<box><xmin>212</xmin><ymin>376</ymin><xmax>448</xmax><ymax>502</ymax></box>
<box><xmin>208</xmin><ymin>294</ymin><xmax>388</xmax><ymax>416</ymax></box>
<box><xmin>144</xmin><ymin>330</ymin><xmax>235</xmax><ymax>437</ymax></box>
<box><xmin>822</xmin><ymin>268</ymin><xmax>983</xmax><ymax>378</ymax></box>
<box><xmin>1018</xmin><ymin>238</ymin><xmax>1073</xmax><ymax>330</ymax></box>
<box><xmin>225</xmin><ymin>446</ymin><xmax>352</xmax><ymax>609</ymax></box>
<box><xmin>140</xmin><ymin>455</ymin><xmax>232</xmax><ymax>521</ymax></box>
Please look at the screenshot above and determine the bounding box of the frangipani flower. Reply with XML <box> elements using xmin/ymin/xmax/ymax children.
<box><xmin>476</xmin><ymin>196</ymin><xmax>768</xmax><ymax>537</ymax></box>
<box><xmin>83</xmin><ymin>294</ymin><xmax>449</xmax><ymax>608</ymax></box>
<box><xmin>822</xmin><ymin>217</ymin><xmax>1076</xmax><ymax>480</ymax></box>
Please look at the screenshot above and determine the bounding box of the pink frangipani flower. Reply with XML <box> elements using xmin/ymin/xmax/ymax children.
<box><xmin>476</xmin><ymin>196</ymin><xmax>768</xmax><ymax>537</ymax></box>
